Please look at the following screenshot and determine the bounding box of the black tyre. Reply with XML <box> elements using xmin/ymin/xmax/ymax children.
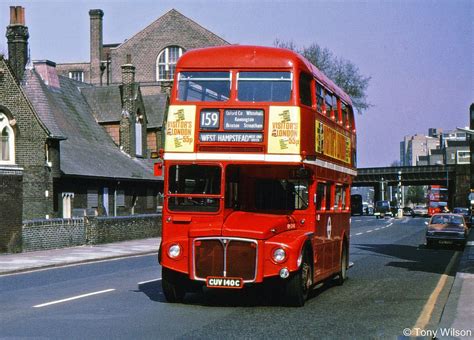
<box><xmin>283</xmin><ymin>251</ymin><xmax>312</xmax><ymax>307</ymax></box>
<box><xmin>335</xmin><ymin>242</ymin><xmax>348</xmax><ymax>286</ymax></box>
<box><xmin>162</xmin><ymin>267</ymin><xmax>186</xmax><ymax>303</ymax></box>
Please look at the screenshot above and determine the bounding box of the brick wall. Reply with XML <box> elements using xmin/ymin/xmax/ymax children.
<box><xmin>102</xmin><ymin>123</ymin><xmax>120</xmax><ymax>145</ymax></box>
<box><xmin>87</xmin><ymin>214</ymin><xmax>161</xmax><ymax>244</ymax></box>
<box><xmin>21</xmin><ymin>214</ymin><xmax>161</xmax><ymax>252</ymax></box>
<box><xmin>22</xmin><ymin>218</ymin><xmax>86</xmax><ymax>252</ymax></box>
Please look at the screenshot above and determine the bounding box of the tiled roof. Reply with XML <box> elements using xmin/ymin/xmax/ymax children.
<box><xmin>22</xmin><ymin>69</ymin><xmax>159</xmax><ymax>181</ymax></box>
<box><xmin>143</xmin><ymin>94</ymin><xmax>168</xmax><ymax>128</ymax></box>
<box><xmin>81</xmin><ymin>86</ymin><xmax>168</xmax><ymax>129</ymax></box>
<box><xmin>81</xmin><ymin>86</ymin><xmax>122</xmax><ymax>123</ymax></box>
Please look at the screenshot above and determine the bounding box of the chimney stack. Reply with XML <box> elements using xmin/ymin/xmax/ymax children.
<box><xmin>89</xmin><ymin>9</ymin><xmax>104</xmax><ymax>85</ymax></box>
<box><xmin>6</xmin><ymin>6</ymin><xmax>29</xmax><ymax>82</ymax></box>
<box><xmin>119</xmin><ymin>56</ymin><xmax>138</xmax><ymax>156</ymax></box>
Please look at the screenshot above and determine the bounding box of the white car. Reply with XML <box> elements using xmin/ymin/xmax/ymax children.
<box><xmin>412</xmin><ymin>205</ymin><xmax>428</xmax><ymax>217</ymax></box>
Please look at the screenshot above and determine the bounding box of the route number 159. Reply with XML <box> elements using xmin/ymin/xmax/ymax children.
<box><xmin>200</xmin><ymin>110</ymin><xmax>219</xmax><ymax>129</ymax></box>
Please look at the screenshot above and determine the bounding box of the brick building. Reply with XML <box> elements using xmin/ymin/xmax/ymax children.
<box><xmin>56</xmin><ymin>8</ymin><xmax>229</xmax><ymax>151</ymax></box>
<box><xmin>0</xmin><ymin>7</ymin><xmax>163</xmax><ymax>251</ymax></box>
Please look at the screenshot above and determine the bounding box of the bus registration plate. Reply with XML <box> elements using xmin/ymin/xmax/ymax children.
<box><xmin>206</xmin><ymin>277</ymin><xmax>243</xmax><ymax>289</ymax></box>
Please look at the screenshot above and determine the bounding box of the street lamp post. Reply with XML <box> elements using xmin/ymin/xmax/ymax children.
<box><xmin>397</xmin><ymin>171</ymin><xmax>403</xmax><ymax>218</ymax></box>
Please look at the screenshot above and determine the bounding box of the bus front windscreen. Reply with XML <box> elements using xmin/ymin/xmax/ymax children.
<box><xmin>178</xmin><ymin>72</ymin><xmax>230</xmax><ymax>102</ymax></box>
<box><xmin>237</xmin><ymin>71</ymin><xmax>292</xmax><ymax>102</ymax></box>
<box><xmin>167</xmin><ymin>164</ymin><xmax>221</xmax><ymax>212</ymax></box>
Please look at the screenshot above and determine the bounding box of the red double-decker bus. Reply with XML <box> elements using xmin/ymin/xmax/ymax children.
<box><xmin>156</xmin><ymin>45</ymin><xmax>357</xmax><ymax>306</ymax></box>
<box><xmin>427</xmin><ymin>185</ymin><xmax>448</xmax><ymax>216</ymax></box>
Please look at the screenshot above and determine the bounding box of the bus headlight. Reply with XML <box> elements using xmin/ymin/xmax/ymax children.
<box><xmin>272</xmin><ymin>248</ymin><xmax>286</xmax><ymax>263</ymax></box>
<box><xmin>168</xmin><ymin>244</ymin><xmax>181</xmax><ymax>259</ymax></box>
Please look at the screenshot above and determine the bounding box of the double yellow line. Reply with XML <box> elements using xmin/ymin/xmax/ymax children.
<box><xmin>413</xmin><ymin>251</ymin><xmax>460</xmax><ymax>329</ymax></box>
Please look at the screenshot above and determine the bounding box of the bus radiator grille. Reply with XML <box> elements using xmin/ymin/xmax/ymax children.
<box><xmin>194</xmin><ymin>238</ymin><xmax>257</xmax><ymax>281</ymax></box>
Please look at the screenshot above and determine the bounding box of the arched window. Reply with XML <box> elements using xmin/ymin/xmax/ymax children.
<box><xmin>0</xmin><ymin>113</ymin><xmax>14</xmax><ymax>164</ymax></box>
<box><xmin>156</xmin><ymin>46</ymin><xmax>183</xmax><ymax>81</ymax></box>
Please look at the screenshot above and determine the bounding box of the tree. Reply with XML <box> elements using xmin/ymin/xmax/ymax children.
<box><xmin>274</xmin><ymin>39</ymin><xmax>371</xmax><ymax>114</ymax></box>
<box><xmin>405</xmin><ymin>186</ymin><xmax>426</xmax><ymax>205</ymax></box>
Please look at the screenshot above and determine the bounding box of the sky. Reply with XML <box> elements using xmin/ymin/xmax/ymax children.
<box><xmin>0</xmin><ymin>0</ymin><xmax>472</xmax><ymax>167</ymax></box>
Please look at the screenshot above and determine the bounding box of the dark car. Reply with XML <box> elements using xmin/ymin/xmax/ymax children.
<box><xmin>402</xmin><ymin>207</ymin><xmax>414</xmax><ymax>216</ymax></box>
<box><xmin>425</xmin><ymin>213</ymin><xmax>468</xmax><ymax>247</ymax></box>
<box><xmin>452</xmin><ymin>207</ymin><xmax>471</xmax><ymax>227</ymax></box>
<box><xmin>374</xmin><ymin>200</ymin><xmax>393</xmax><ymax>219</ymax></box>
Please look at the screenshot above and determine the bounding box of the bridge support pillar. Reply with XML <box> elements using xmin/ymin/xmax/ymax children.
<box><xmin>374</xmin><ymin>183</ymin><xmax>382</xmax><ymax>202</ymax></box>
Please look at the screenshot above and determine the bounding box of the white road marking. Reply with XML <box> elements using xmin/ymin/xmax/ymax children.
<box><xmin>366</xmin><ymin>230</ymin><xmax>373</xmax><ymax>233</ymax></box>
<box><xmin>137</xmin><ymin>278</ymin><xmax>162</xmax><ymax>285</ymax></box>
<box><xmin>356</xmin><ymin>232</ymin><xmax>363</xmax><ymax>236</ymax></box>
<box><xmin>375</xmin><ymin>228</ymin><xmax>381</xmax><ymax>231</ymax></box>
<box><xmin>33</xmin><ymin>289</ymin><xmax>115</xmax><ymax>308</ymax></box>
<box><xmin>386</xmin><ymin>223</ymin><xmax>393</xmax><ymax>227</ymax></box>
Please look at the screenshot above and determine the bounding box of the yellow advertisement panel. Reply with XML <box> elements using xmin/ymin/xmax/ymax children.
<box><xmin>267</xmin><ymin>106</ymin><xmax>300</xmax><ymax>154</ymax></box>
<box><xmin>315</xmin><ymin>120</ymin><xmax>351</xmax><ymax>164</ymax></box>
<box><xmin>164</xmin><ymin>105</ymin><xmax>196</xmax><ymax>152</ymax></box>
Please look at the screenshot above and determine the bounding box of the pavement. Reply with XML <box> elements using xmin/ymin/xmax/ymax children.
<box><xmin>0</xmin><ymin>230</ymin><xmax>473</xmax><ymax>337</ymax></box>
<box><xmin>0</xmin><ymin>238</ymin><xmax>161</xmax><ymax>275</ymax></box>
<box><xmin>438</xmin><ymin>229</ymin><xmax>474</xmax><ymax>339</ymax></box>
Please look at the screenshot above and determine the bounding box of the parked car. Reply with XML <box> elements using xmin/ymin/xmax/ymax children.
<box><xmin>402</xmin><ymin>207</ymin><xmax>414</xmax><ymax>216</ymax></box>
<box><xmin>412</xmin><ymin>205</ymin><xmax>428</xmax><ymax>217</ymax></box>
<box><xmin>374</xmin><ymin>200</ymin><xmax>393</xmax><ymax>219</ymax></box>
<box><xmin>425</xmin><ymin>213</ymin><xmax>468</xmax><ymax>247</ymax></box>
<box><xmin>452</xmin><ymin>207</ymin><xmax>472</xmax><ymax>227</ymax></box>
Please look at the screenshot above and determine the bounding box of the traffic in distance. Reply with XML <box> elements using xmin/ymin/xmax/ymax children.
<box><xmin>155</xmin><ymin>45</ymin><xmax>356</xmax><ymax>306</ymax></box>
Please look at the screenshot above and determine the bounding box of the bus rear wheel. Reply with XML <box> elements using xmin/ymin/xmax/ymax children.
<box><xmin>283</xmin><ymin>252</ymin><xmax>312</xmax><ymax>307</ymax></box>
<box><xmin>162</xmin><ymin>267</ymin><xmax>186</xmax><ymax>303</ymax></box>
<box><xmin>335</xmin><ymin>242</ymin><xmax>348</xmax><ymax>286</ymax></box>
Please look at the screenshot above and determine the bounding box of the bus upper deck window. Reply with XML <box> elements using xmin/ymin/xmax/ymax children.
<box><xmin>341</xmin><ymin>102</ymin><xmax>349</xmax><ymax>129</ymax></box>
<box><xmin>299</xmin><ymin>73</ymin><xmax>312</xmax><ymax>107</ymax></box>
<box><xmin>325</xmin><ymin>92</ymin><xmax>334</xmax><ymax>118</ymax></box>
<box><xmin>178</xmin><ymin>72</ymin><xmax>230</xmax><ymax>102</ymax></box>
<box><xmin>316</xmin><ymin>83</ymin><xmax>324</xmax><ymax>113</ymax></box>
<box><xmin>237</xmin><ymin>71</ymin><xmax>292</xmax><ymax>102</ymax></box>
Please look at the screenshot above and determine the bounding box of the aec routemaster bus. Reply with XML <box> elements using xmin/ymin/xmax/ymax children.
<box><xmin>155</xmin><ymin>45</ymin><xmax>357</xmax><ymax>306</ymax></box>
<box><xmin>427</xmin><ymin>185</ymin><xmax>448</xmax><ymax>216</ymax></box>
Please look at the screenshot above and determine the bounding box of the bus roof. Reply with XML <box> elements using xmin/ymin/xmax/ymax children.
<box><xmin>177</xmin><ymin>45</ymin><xmax>353</xmax><ymax>106</ymax></box>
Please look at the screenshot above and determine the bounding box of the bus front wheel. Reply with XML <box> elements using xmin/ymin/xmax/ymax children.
<box><xmin>162</xmin><ymin>267</ymin><xmax>186</xmax><ymax>303</ymax></box>
<box><xmin>283</xmin><ymin>251</ymin><xmax>312</xmax><ymax>307</ymax></box>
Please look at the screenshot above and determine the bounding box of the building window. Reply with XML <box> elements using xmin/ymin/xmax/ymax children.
<box><xmin>0</xmin><ymin>113</ymin><xmax>14</xmax><ymax>164</ymax></box>
<box><xmin>156</xmin><ymin>46</ymin><xmax>183</xmax><ymax>81</ymax></box>
<box><xmin>116</xmin><ymin>190</ymin><xmax>125</xmax><ymax>207</ymax></box>
<box><xmin>68</xmin><ymin>71</ymin><xmax>84</xmax><ymax>82</ymax></box>
<box><xmin>87</xmin><ymin>189</ymin><xmax>99</xmax><ymax>209</ymax></box>
<box><xmin>457</xmin><ymin>151</ymin><xmax>469</xmax><ymax>164</ymax></box>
